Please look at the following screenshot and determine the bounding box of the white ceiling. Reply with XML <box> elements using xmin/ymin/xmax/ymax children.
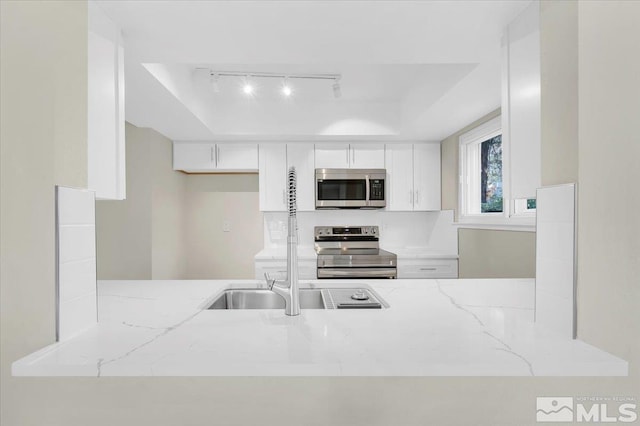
<box><xmin>96</xmin><ymin>0</ymin><xmax>531</xmax><ymax>141</ymax></box>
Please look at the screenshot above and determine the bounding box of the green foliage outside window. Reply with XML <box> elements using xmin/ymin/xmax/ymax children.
<box><xmin>480</xmin><ymin>135</ymin><xmax>503</xmax><ymax>213</ymax></box>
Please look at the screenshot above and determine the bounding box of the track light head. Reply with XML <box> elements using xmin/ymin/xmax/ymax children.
<box><xmin>242</xmin><ymin>76</ymin><xmax>254</xmax><ymax>96</ymax></box>
<box><xmin>281</xmin><ymin>77</ymin><xmax>292</xmax><ymax>97</ymax></box>
<box><xmin>210</xmin><ymin>74</ymin><xmax>220</xmax><ymax>93</ymax></box>
<box><xmin>332</xmin><ymin>78</ymin><xmax>341</xmax><ymax>99</ymax></box>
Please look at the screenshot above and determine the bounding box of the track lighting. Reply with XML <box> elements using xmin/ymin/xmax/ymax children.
<box><xmin>281</xmin><ymin>78</ymin><xmax>292</xmax><ymax>97</ymax></box>
<box><xmin>332</xmin><ymin>78</ymin><xmax>341</xmax><ymax>99</ymax></box>
<box><xmin>242</xmin><ymin>76</ymin><xmax>254</xmax><ymax>96</ymax></box>
<box><xmin>199</xmin><ymin>69</ymin><xmax>342</xmax><ymax>99</ymax></box>
<box><xmin>210</xmin><ymin>74</ymin><xmax>220</xmax><ymax>93</ymax></box>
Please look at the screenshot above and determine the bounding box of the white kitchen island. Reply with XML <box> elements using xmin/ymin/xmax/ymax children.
<box><xmin>12</xmin><ymin>279</ymin><xmax>627</xmax><ymax>377</ymax></box>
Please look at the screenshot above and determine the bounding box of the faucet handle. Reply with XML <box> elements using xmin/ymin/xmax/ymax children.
<box><xmin>263</xmin><ymin>273</ymin><xmax>276</xmax><ymax>290</ymax></box>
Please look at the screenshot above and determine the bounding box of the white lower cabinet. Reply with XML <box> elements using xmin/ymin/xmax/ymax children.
<box><xmin>255</xmin><ymin>259</ymin><xmax>317</xmax><ymax>280</ymax></box>
<box><xmin>397</xmin><ymin>259</ymin><xmax>458</xmax><ymax>279</ymax></box>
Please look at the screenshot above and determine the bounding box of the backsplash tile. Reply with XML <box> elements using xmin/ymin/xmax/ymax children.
<box><xmin>56</xmin><ymin>186</ymin><xmax>97</xmax><ymax>341</ymax></box>
<box><xmin>263</xmin><ymin>209</ymin><xmax>458</xmax><ymax>253</ymax></box>
<box><xmin>535</xmin><ymin>184</ymin><xmax>576</xmax><ymax>339</ymax></box>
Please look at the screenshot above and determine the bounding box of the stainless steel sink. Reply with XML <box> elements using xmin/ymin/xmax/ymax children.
<box><xmin>208</xmin><ymin>289</ymin><xmax>325</xmax><ymax>310</ymax></box>
<box><xmin>206</xmin><ymin>287</ymin><xmax>388</xmax><ymax>310</ymax></box>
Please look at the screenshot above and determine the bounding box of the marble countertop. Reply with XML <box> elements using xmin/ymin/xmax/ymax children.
<box><xmin>255</xmin><ymin>247</ymin><xmax>459</xmax><ymax>260</ymax></box>
<box><xmin>12</xmin><ymin>279</ymin><xmax>627</xmax><ymax>377</ymax></box>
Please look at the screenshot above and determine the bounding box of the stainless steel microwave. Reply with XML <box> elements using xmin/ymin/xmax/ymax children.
<box><xmin>315</xmin><ymin>168</ymin><xmax>386</xmax><ymax>209</ymax></box>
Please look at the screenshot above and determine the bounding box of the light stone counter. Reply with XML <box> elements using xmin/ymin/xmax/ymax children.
<box><xmin>12</xmin><ymin>279</ymin><xmax>627</xmax><ymax>377</ymax></box>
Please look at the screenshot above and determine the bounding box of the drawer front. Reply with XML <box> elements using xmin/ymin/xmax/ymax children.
<box><xmin>397</xmin><ymin>259</ymin><xmax>458</xmax><ymax>279</ymax></box>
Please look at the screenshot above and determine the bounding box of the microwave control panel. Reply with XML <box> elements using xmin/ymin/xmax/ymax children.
<box><xmin>369</xmin><ymin>179</ymin><xmax>385</xmax><ymax>201</ymax></box>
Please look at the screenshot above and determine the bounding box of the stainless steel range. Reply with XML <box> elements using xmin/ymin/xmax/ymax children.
<box><xmin>314</xmin><ymin>226</ymin><xmax>397</xmax><ymax>279</ymax></box>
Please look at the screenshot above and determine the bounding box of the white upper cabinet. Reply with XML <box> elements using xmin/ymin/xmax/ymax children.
<box><xmin>315</xmin><ymin>143</ymin><xmax>384</xmax><ymax>169</ymax></box>
<box><xmin>385</xmin><ymin>144</ymin><xmax>414</xmax><ymax>211</ymax></box>
<box><xmin>173</xmin><ymin>142</ymin><xmax>258</xmax><ymax>173</ymax></box>
<box><xmin>413</xmin><ymin>143</ymin><xmax>441</xmax><ymax>211</ymax></box>
<box><xmin>385</xmin><ymin>143</ymin><xmax>441</xmax><ymax>211</ymax></box>
<box><xmin>173</xmin><ymin>142</ymin><xmax>215</xmax><ymax>171</ymax></box>
<box><xmin>88</xmin><ymin>2</ymin><xmax>125</xmax><ymax>200</ymax></box>
<box><xmin>287</xmin><ymin>143</ymin><xmax>315</xmax><ymax>211</ymax></box>
<box><xmin>315</xmin><ymin>143</ymin><xmax>350</xmax><ymax>169</ymax></box>
<box><xmin>216</xmin><ymin>143</ymin><xmax>259</xmax><ymax>170</ymax></box>
<box><xmin>502</xmin><ymin>1</ymin><xmax>541</xmax><ymax>200</ymax></box>
<box><xmin>259</xmin><ymin>144</ymin><xmax>287</xmax><ymax>211</ymax></box>
<box><xmin>349</xmin><ymin>143</ymin><xmax>385</xmax><ymax>169</ymax></box>
<box><xmin>258</xmin><ymin>143</ymin><xmax>315</xmax><ymax>212</ymax></box>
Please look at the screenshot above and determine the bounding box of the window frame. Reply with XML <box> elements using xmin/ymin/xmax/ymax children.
<box><xmin>458</xmin><ymin>115</ymin><xmax>535</xmax><ymax>231</ymax></box>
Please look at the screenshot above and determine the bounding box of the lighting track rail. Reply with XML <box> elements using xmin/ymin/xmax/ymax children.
<box><xmin>197</xmin><ymin>68</ymin><xmax>342</xmax><ymax>98</ymax></box>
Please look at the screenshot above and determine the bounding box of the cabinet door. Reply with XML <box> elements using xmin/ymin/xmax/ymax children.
<box><xmin>173</xmin><ymin>142</ymin><xmax>215</xmax><ymax>171</ymax></box>
<box><xmin>216</xmin><ymin>143</ymin><xmax>258</xmax><ymax>171</ymax></box>
<box><xmin>287</xmin><ymin>143</ymin><xmax>316</xmax><ymax>211</ymax></box>
<box><xmin>88</xmin><ymin>2</ymin><xmax>125</xmax><ymax>200</ymax></box>
<box><xmin>259</xmin><ymin>144</ymin><xmax>287</xmax><ymax>212</ymax></box>
<box><xmin>385</xmin><ymin>144</ymin><xmax>414</xmax><ymax>211</ymax></box>
<box><xmin>314</xmin><ymin>143</ymin><xmax>350</xmax><ymax>169</ymax></box>
<box><xmin>413</xmin><ymin>143</ymin><xmax>441</xmax><ymax>211</ymax></box>
<box><xmin>350</xmin><ymin>143</ymin><xmax>385</xmax><ymax>169</ymax></box>
<box><xmin>503</xmin><ymin>1</ymin><xmax>541</xmax><ymax>200</ymax></box>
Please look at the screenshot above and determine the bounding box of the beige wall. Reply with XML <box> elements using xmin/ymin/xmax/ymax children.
<box><xmin>0</xmin><ymin>0</ymin><xmax>87</xmax><ymax>422</ymax></box>
<box><xmin>97</xmin><ymin>123</ymin><xmax>189</xmax><ymax>279</ymax></box>
<box><xmin>96</xmin><ymin>123</ymin><xmax>155</xmax><ymax>279</ymax></box>
<box><xmin>441</xmin><ymin>108</ymin><xmax>536</xmax><ymax>278</ymax></box>
<box><xmin>540</xmin><ymin>0</ymin><xmax>579</xmax><ymax>186</ymax></box>
<box><xmin>185</xmin><ymin>175</ymin><xmax>262</xmax><ymax>279</ymax></box>
<box><xmin>96</xmin><ymin>127</ymin><xmax>261</xmax><ymax>280</ymax></box>
<box><xmin>574</xmin><ymin>0</ymin><xmax>640</xmax><ymax>371</ymax></box>
<box><xmin>458</xmin><ymin>229</ymin><xmax>536</xmax><ymax>278</ymax></box>
<box><xmin>2</xmin><ymin>2</ymin><xmax>639</xmax><ymax>425</ymax></box>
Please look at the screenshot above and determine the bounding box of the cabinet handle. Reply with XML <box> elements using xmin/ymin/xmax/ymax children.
<box><xmin>352</xmin><ymin>146</ymin><xmax>355</xmax><ymax>165</ymax></box>
<box><xmin>346</xmin><ymin>146</ymin><xmax>350</xmax><ymax>165</ymax></box>
<box><xmin>415</xmin><ymin>190</ymin><xmax>420</xmax><ymax>205</ymax></box>
<box><xmin>420</xmin><ymin>268</ymin><xmax>437</xmax><ymax>271</ymax></box>
<box><xmin>210</xmin><ymin>146</ymin><xmax>214</xmax><ymax>163</ymax></box>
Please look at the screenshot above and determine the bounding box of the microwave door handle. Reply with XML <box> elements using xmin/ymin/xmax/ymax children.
<box><xmin>365</xmin><ymin>176</ymin><xmax>370</xmax><ymax>207</ymax></box>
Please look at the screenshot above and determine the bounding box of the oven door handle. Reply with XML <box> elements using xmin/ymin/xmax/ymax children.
<box><xmin>317</xmin><ymin>267</ymin><xmax>397</xmax><ymax>278</ymax></box>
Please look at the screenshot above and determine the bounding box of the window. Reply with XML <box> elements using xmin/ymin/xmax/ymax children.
<box><xmin>458</xmin><ymin>115</ymin><xmax>535</xmax><ymax>229</ymax></box>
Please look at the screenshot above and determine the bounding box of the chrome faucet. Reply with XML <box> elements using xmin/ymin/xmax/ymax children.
<box><xmin>264</xmin><ymin>167</ymin><xmax>300</xmax><ymax>316</ymax></box>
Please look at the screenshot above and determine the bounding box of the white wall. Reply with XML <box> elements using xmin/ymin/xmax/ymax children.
<box><xmin>263</xmin><ymin>210</ymin><xmax>457</xmax><ymax>254</ymax></box>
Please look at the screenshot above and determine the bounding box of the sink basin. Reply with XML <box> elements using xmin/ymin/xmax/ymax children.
<box><xmin>208</xmin><ymin>289</ymin><xmax>325</xmax><ymax>310</ymax></box>
<box><xmin>206</xmin><ymin>287</ymin><xmax>388</xmax><ymax>310</ymax></box>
